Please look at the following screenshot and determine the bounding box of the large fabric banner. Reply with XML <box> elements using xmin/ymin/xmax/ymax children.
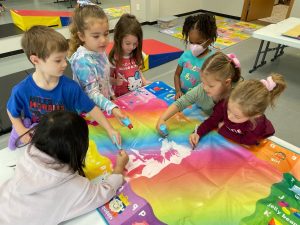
<box><xmin>84</xmin><ymin>81</ymin><xmax>299</xmax><ymax>225</ymax></box>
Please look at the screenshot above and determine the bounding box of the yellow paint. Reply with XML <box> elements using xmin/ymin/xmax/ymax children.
<box><xmin>83</xmin><ymin>140</ymin><xmax>112</xmax><ymax>180</ymax></box>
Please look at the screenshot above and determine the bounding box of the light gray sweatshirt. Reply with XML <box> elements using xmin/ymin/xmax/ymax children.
<box><xmin>0</xmin><ymin>145</ymin><xmax>122</xmax><ymax>225</ymax></box>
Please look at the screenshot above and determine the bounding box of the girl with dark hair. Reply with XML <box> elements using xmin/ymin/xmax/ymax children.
<box><xmin>174</xmin><ymin>13</ymin><xmax>218</xmax><ymax>99</ymax></box>
<box><xmin>0</xmin><ymin>111</ymin><xmax>129</xmax><ymax>225</ymax></box>
<box><xmin>109</xmin><ymin>13</ymin><xmax>150</xmax><ymax>97</ymax></box>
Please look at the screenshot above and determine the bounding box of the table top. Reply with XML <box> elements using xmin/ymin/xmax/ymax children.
<box><xmin>253</xmin><ymin>17</ymin><xmax>300</xmax><ymax>48</ymax></box>
<box><xmin>0</xmin><ymin>82</ymin><xmax>299</xmax><ymax>225</ymax></box>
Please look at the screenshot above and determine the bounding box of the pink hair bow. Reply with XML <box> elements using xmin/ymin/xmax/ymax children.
<box><xmin>260</xmin><ymin>76</ymin><xmax>276</xmax><ymax>91</ymax></box>
<box><xmin>226</xmin><ymin>53</ymin><xmax>241</xmax><ymax>68</ymax></box>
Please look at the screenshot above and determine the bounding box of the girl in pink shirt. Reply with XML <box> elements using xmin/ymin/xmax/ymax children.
<box><xmin>109</xmin><ymin>14</ymin><xmax>149</xmax><ymax>97</ymax></box>
<box><xmin>190</xmin><ymin>73</ymin><xmax>286</xmax><ymax>147</ymax></box>
<box><xmin>0</xmin><ymin>111</ymin><xmax>128</xmax><ymax>225</ymax></box>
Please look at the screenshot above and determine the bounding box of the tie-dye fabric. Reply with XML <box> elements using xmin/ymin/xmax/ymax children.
<box><xmin>69</xmin><ymin>46</ymin><xmax>116</xmax><ymax>114</ymax></box>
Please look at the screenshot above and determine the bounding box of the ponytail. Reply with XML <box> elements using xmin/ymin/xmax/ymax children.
<box><xmin>266</xmin><ymin>73</ymin><xmax>286</xmax><ymax>107</ymax></box>
<box><xmin>230</xmin><ymin>74</ymin><xmax>286</xmax><ymax>117</ymax></box>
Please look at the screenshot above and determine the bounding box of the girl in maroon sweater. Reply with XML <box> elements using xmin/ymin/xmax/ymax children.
<box><xmin>190</xmin><ymin>73</ymin><xmax>286</xmax><ymax>147</ymax></box>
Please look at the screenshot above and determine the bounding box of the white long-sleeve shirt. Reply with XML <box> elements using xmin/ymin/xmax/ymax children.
<box><xmin>69</xmin><ymin>46</ymin><xmax>116</xmax><ymax>115</ymax></box>
<box><xmin>0</xmin><ymin>145</ymin><xmax>122</xmax><ymax>225</ymax></box>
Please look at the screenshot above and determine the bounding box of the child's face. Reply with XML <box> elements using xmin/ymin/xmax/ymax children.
<box><xmin>227</xmin><ymin>99</ymin><xmax>250</xmax><ymax>124</ymax></box>
<box><xmin>35</xmin><ymin>51</ymin><xmax>67</xmax><ymax>78</ymax></box>
<box><xmin>122</xmin><ymin>34</ymin><xmax>138</xmax><ymax>56</ymax></box>
<box><xmin>201</xmin><ymin>72</ymin><xmax>226</xmax><ymax>98</ymax></box>
<box><xmin>79</xmin><ymin>18</ymin><xmax>109</xmax><ymax>53</ymax></box>
<box><xmin>188</xmin><ymin>29</ymin><xmax>210</xmax><ymax>49</ymax></box>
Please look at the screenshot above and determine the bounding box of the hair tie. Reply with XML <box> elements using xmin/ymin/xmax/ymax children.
<box><xmin>260</xmin><ymin>76</ymin><xmax>276</xmax><ymax>91</ymax></box>
<box><xmin>77</xmin><ymin>0</ymin><xmax>96</xmax><ymax>6</ymax></box>
<box><xmin>226</xmin><ymin>53</ymin><xmax>240</xmax><ymax>68</ymax></box>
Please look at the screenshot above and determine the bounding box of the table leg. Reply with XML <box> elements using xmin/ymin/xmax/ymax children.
<box><xmin>271</xmin><ymin>44</ymin><xmax>282</xmax><ymax>62</ymax></box>
<box><xmin>249</xmin><ymin>40</ymin><xmax>265</xmax><ymax>73</ymax></box>
<box><xmin>53</xmin><ymin>0</ymin><xmax>73</xmax><ymax>8</ymax></box>
<box><xmin>271</xmin><ymin>44</ymin><xmax>287</xmax><ymax>62</ymax></box>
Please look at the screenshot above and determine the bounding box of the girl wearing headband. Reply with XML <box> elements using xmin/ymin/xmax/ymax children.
<box><xmin>157</xmin><ymin>52</ymin><xmax>242</xmax><ymax>136</ymax></box>
<box><xmin>190</xmin><ymin>73</ymin><xmax>286</xmax><ymax>147</ymax></box>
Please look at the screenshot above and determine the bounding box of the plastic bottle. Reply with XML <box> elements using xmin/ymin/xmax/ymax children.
<box><xmin>122</xmin><ymin>117</ymin><xmax>133</xmax><ymax>129</ymax></box>
<box><xmin>159</xmin><ymin>124</ymin><xmax>169</xmax><ymax>137</ymax></box>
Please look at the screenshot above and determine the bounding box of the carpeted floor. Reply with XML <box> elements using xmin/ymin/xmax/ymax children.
<box><xmin>104</xmin><ymin>5</ymin><xmax>130</xmax><ymax>19</ymax></box>
<box><xmin>160</xmin><ymin>16</ymin><xmax>263</xmax><ymax>50</ymax></box>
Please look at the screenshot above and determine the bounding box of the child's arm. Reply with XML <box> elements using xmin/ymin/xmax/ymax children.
<box><xmin>112</xmin><ymin>149</ymin><xmax>129</xmax><ymax>174</ymax></box>
<box><xmin>110</xmin><ymin>65</ymin><xmax>124</xmax><ymax>86</ymax></box>
<box><xmin>7</xmin><ymin>110</ymin><xmax>30</xmax><ymax>143</ymax></box>
<box><xmin>91</xmin><ymin>92</ymin><xmax>126</xmax><ymax>124</ymax></box>
<box><xmin>63</xmin><ymin>150</ymin><xmax>129</xmax><ymax>221</ymax></box>
<box><xmin>174</xmin><ymin>65</ymin><xmax>184</xmax><ymax>100</ymax></box>
<box><xmin>189</xmin><ymin>132</ymin><xmax>200</xmax><ymax>150</ymax></box>
<box><xmin>112</xmin><ymin>107</ymin><xmax>127</xmax><ymax>125</ymax></box>
<box><xmin>74</xmin><ymin>60</ymin><xmax>126</xmax><ymax>123</ymax></box>
<box><xmin>156</xmin><ymin>104</ymin><xmax>180</xmax><ymax>136</ymax></box>
<box><xmin>173</xmin><ymin>84</ymin><xmax>207</xmax><ymax>111</ymax></box>
<box><xmin>196</xmin><ymin>102</ymin><xmax>224</xmax><ymax>137</ymax></box>
<box><xmin>89</xmin><ymin>106</ymin><xmax>122</xmax><ymax>145</ymax></box>
<box><xmin>190</xmin><ymin>101</ymin><xmax>225</xmax><ymax>148</ymax></box>
<box><xmin>140</xmin><ymin>71</ymin><xmax>151</xmax><ymax>86</ymax></box>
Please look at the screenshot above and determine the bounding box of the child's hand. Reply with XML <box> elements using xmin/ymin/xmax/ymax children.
<box><xmin>218</xmin><ymin>122</ymin><xmax>224</xmax><ymax>129</ymax></box>
<box><xmin>113</xmin><ymin>150</ymin><xmax>129</xmax><ymax>174</ymax></box>
<box><xmin>175</xmin><ymin>91</ymin><xmax>183</xmax><ymax>100</ymax></box>
<box><xmin>116</xmin><ymin>75</ymin><xmax>124</xmax><ymax>86</ymax></box>
<box><xmin>156</xmin><ymin>119</ymin><xmax>167</xmax><ymax>136</ymax></box>
<box><xmin>189</xmin><ymin>133</ymin><xmax>200</xmax><ymax>150</ymax></box>
<box><xmin>112</xmin><ymin>108</ymin><xmax>127</xmax><ymax>126</ymax></box>
<box><xmin>20</xmin><ymin>132</ymin><xmax>32</xmax><ymax>145</ymax></box>
<box><xmin>143</xmin><ymin>80</ymin><xmax>152</xmax><ymax>86</ymax></box>
<box><xmin>108</xmin><ymin>128</ymin><xmax>122</xmax><ymax>146</ymax></box>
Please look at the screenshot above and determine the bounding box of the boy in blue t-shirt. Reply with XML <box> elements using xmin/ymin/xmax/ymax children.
<box><xmin>7</xmin><ymin>25</ymin><xmax>122</xmax><ymax>149</ymax></box>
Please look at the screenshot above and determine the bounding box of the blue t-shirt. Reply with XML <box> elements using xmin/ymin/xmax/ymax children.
<box><xmin>7</xmin><ymin>75</ymin><xmax>95</xmax><ymax>123</ymax></box>
<box><xmin>178</xmin><ymin>50</ymin><xmax>214</xmax><ymax>93</ymax></box>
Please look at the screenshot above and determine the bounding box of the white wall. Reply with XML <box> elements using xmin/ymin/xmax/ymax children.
<box><xmin>130</xmin><ymin>0</ymin><xmax>147</xmax><ymax>22</ymax></box>
<box><xmin>200</xmin><ymin>0</ymin><xmax>244</xmax><ymax>17</ymax></box>
<box><xmin>290</xmin><ymin>0</ymin><xmax>300</xmax><ymax>17</ymax></box>
<box><xmin>159</xmin><ymin>0</ymin><xmax>201</xmax><ymax>17</ymax></box>
<box><xmin>130</xmin><ymin>0</ymin><xmax>245</xmax><ymax>23</ymax></box>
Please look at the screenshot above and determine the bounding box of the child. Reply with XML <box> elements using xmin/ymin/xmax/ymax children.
<box><xmin>174</xmin><ymin>13</ymin><xmax>218</xmax><ymax>99</ymax></box>
<box><xmin>156</xmin><ymin>52</ymin><xmax>242</xmax><ymax>135</ymax></box>
<box><xmin>7</xmin><ymin>25</ymin><xmax>121</xmax><ymax>149</ymax></box>
<box><xmin>190</xmin><ymin>74</ymin><xmax>286</xmax><ymax>147</ymax></box>
<box><xmin>109</xmin><ymin>13</ymin><xmax>149</xmax><ymax>97</ymax></box>
<box><xmin>0</xmin><ymin>111</ymin><xmax>129</xmax><ymax>225</ymax></box>
<box><xmin>68</xmin><ymin>4</ymin><xmax>126</xmax><ymax>119</ymax></box>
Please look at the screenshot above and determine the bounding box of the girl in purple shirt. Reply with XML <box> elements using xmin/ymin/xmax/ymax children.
<box><xmin>190</xmin><ymin>73</ymin><xmax>286</xmax><ymax>146</ymax></box>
